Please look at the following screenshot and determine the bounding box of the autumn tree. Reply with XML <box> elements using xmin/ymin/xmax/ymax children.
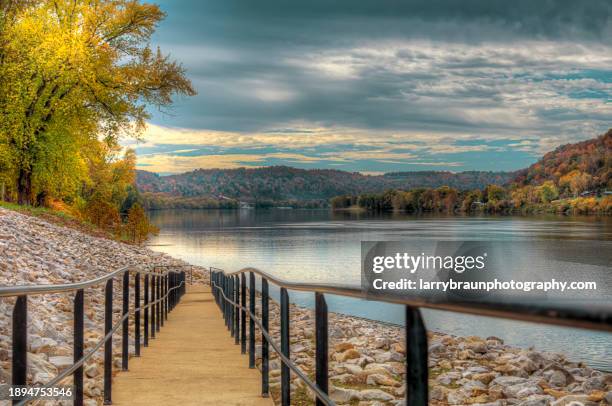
<box><xmin>126</xmin><ymin>203</ymin><xmax>157</xmax><ymax>244</ymax></box>
<box><xmin>0</xmin><ymin>0</ymin><xmax>195</xmax><ymax>205</ymax></box>
<box><xmin>537</xmin><ymin>181</ymin><xmax>559</xmax><ymax>203</ymax></box>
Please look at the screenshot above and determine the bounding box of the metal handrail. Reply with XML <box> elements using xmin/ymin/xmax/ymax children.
<box><xmin>31</xmin><ymin>281</ymin><xmax>185</xmax><ymax>386</ymax></box>
<box><xmin>1</xmin><ymin>264</ymin><xmax>190</xmax><ymax>405</ymax></box>
<box><xmin>213</xmin><ymin>279</ymin><xmax>335</xmax><ymax>405</ymax></box>
<box><xmin>210</xmin><ymin>266</ymin><xmax>612</xmax><ymax>406</ymax></box>
<box><xmin>0</xmin><ymin>267</ymin><xmax>168</xmax><ymax>297</ymax></box>
<box><xmin>225</xmin><ymin>267</ymin><xmax>611</xmax><ymax>332</ymax></box>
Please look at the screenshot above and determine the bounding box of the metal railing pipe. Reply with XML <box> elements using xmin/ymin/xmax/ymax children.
<box><xmin>103</xmin><ymin>279</ymin><xmax>113</xmax><ymax>405</ymax></box>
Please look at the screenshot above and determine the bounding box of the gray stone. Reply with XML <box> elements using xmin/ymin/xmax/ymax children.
<box><xmin>503</xmin><ymin>382</ymin><xmax>542</xmax><ymax>399</ymax></box>
<box><xmin>330</xmin><ymin>386</ymin><xmax>359</xmax><ymax>402</ymax></box>
<box><xmin>582</xmin><ymin>375</ymin><xmax>606</xmax><ymax>392</ymax></box>
<box><xmin>447</xmin><ymin>389</ymin><xmax>468</xmax><ymax>405</ymax></box>
<box><xmin>492</xmin><ymin>376</ymin><xmax>528</xmax><ymax>387</ymax></box>
<box><xmin>85</xmin><ymin>364</ymin><xmax>99</xmax><ymax>378</ymax></box>
<box><xmin>517</xmin><ymin>395</ymin><xmax>554</xmax><ymax>406</ymax></box>
<box><xmin>430</xmin><ymin>385</ymin><xmax>447</xmax><ymax>401</ymax></box>
<box><xmin>548</xmin><ymin>370</ymin><xmax>567</xmax><ymax>387</ymax></box>
<box><xmin>552</xmin><ymin>394</ymin><xmax>598</xmax><ymax>406</ymax></box>
<box><xmin>358</xmin><ymin>389</ymin><xmax>395</xmax><ymax>401</ymax></box>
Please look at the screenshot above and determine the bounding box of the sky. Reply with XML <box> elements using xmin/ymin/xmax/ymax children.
<box><xmin>128</xmin><ymin>0</ymin><xmax>612</xmax><ymax>175</ymax></box>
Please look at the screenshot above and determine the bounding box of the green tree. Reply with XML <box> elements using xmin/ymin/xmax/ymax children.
<box><xmin>0</xmin><ymin>0</ymin><xmax>195</xmax><ymax>205</ymax></box>
<box><xmin>537</xmin><ymin>181</ymin><xmax>559</xmax><ymax>203</ymax></box>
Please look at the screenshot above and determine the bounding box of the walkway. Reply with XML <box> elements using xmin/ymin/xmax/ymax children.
<box><xmin>112</xmin><ymin>286</ymin><xmax>273</xmax><ymax>406</ymax></box>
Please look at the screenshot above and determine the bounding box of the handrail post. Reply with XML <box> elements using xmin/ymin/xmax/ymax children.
<box><xmin>151</xmin><ymin>274</ymin><xmax>156</xmax><ymax>339</ymax></box>
<box><xmin>12</xmin><ymin>295</ymin><xmax>27</xmax><ymax>405</ymax></box>
<box><xmin>234</xmin><ymin>275</ymin><xmax>240</xmax><ymax>345</ymax></box>
<box><xmin>160</xmin><ymin>274</ymin><xmax>165</xmax><ymax>327</ymax></box>
<box><xmin>240</xmin><ymin>273</ymin><xmax>247</xmax><ymax>354</ymax></box>
<box><xmin>226</xmin><ymin>275</ymin><xmax>230</xmax><ymax>329</ymax></box>
<box><xmin>315</xmin><ymin>292</ymin><xmax>328</xmax><ymax>406</ymax></box>
<box><xmin>122</xmin><ymin>271</ymin><xmax>129</xmax><ymax>371</ymax></box>
<box><xmin>155</xmin><ymin>275</ymin><xmax>161</xmax><ymax>331</ymax></box>
<box><xmin>104</xmin><ymin>279</ymin><xmax>113</xmax><ymax>405</ymax></box>
<box><xmin>144</xmin><ymin>274</ymin><xmax>149</xmax><ymax>346</ymax></box>
<box><xmin>280</xmin><ymin>287</ymin><xmax>290</xmax><ymax>406</ymax></box>
<box><xmin>169</xmin><ymin>273</ymin><xmax>174</xmax><ymax>310</ymax></box>
<box><xmin>405</xmin><ymin>306</ymin><xmax>428</xmax><ymax>406</ymax></box>
<box><xmin>221</xmin><ymin>274</ymin><xmax>225</xmax><ymax>322</ymax></box>
<box><xmin>165</xmin><ymin>274</ymin><xmax>168</xmax><ymax>318</ymax></box>
<box><xmin>74</xmin><ymin>289</ymin><xmax>84</xmax><ymax>406</ymax></box>
<box><xmin>248</xmin><ymin>272</ymin><xmax>255</xmax><ymax>369</ymax></box>
<box><xmin>261</xmin><ymin>278</ymin><xmax>270</xmax><ymax>397</ymax></box>
<box><xmin>181</xmin><ymin>271</ymin><xmax>186</xmax><ymax>296</ymax></box>
<box><xmin>227</xmin><ymin>276</ymin><xmax>234</xmax><ymax>337</ymax></box>
<box><xmin>135</xmin><ymin>273</ymin><xmax>141</xmax><ymax>356</ymax></box>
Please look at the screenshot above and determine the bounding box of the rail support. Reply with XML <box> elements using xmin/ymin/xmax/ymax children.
<box><xmin>151</xmin><ymin>274</ymin><xmax>156</xmax><ymax>339</ymax></box>
<box><xmin>280</xmin><ymin>287</ymin><xmax>290</xmax><ymax>406</ymax></box>
<box><xmin>104</xmin><ymin>279</ymin><xmax>113</xmax><ymax>405</ymax></box>
<box><xmin>74</xmin><ymin>289</ymin><xmax>84</xmax><ymax>406</ymax></box>
<box><xmin>240</xmin><ymin>273</ymin><xmax>247</xmax><ymax>354</ymax></box>
<box><xmin>12</xmin><ymin>295</ymin><xmax>27</xmax><ymax>405</ymax></box>
<box><xmin>315</xmin><ymin>292</ymin><xmax>328</xmax><ymax>406</ymax></box>
<box><xmin>135</xmin><ymin>273</ymin><xmax>141</xmax><ymax>356</ymax></box>
<box><xmin>248</xmin><ymin>272</ymin><xmax>256</xmax><ymax>369</ymax></box>
<box><xmin>261</xmin><ymin>278</ymin><xmax>270</xmax><ymax>397</ymax></box>
<box><xmin>160</xmin><ymin>275</ymin><xmax>165</xmax><ymax>328</ymax></box>
<box><xmin>144</xmin><ymin>274</ymin><xmax>149</xmax><ymax>346</ymax></box>
<box><xmin>155</xmin><ymin>275</ymin><xmax>162</xmax><ymax>331</ymax></box>
<box><xmin>227</xmin><ymin>276</ymin><xmax>235</xmax><ymax>337</ymax></box>
<box><xmin>234</xmin><ymin>275</ymin><xmax>240</xmax><ymax>345</ymax></box>
<box><xmin>122</xmin><ymin>271</ymin><xmax>129</xmax><ymax>371</ymax></box>
<box><xmin>405</xmin><ymin>305</ymin><xmax>428</xmax><ymax>406</ymax></box>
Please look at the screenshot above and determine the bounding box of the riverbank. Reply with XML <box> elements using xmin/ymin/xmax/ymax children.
<box><xmin>257</xmin><ymin>300</ymin><xmax>611</xmax><ymax>406</ymax></box>
<box><xmin>1</xmin><ymin>207</ymin><xmax>610</xmax><ymax>406</ymax></box>
<box><xmin>0</xmin><ymin>207</ymin><xmax>209</xmax><ymax>405</ymax></box>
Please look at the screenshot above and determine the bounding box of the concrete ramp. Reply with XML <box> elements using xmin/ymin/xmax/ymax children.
<box><xmin>112</xmin><ymin>287</ymin><xmax>273</xmax><ymax>406</ymax></box>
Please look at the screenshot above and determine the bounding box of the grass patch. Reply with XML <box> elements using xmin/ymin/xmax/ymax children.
<box><xmin>0</xmin><ymin>201</ymin><xmax>116</xmax><ymax>241</ymax></box>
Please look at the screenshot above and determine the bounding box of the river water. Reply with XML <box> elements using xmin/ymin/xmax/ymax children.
<box><xmin>148</xmin><ymin>209</ymin><xmax>612</xmax><ymax>370</ymax></box>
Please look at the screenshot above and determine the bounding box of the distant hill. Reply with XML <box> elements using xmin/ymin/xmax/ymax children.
<box><xmin>136</xmin><ymin>166</ymin><xmax>514</xmax><ymax>207</ymax></box>
<box><xmin>512</xmin><ymin>129</ymin><xmax>611</xmax><ymax>191</ymax></box>
<box><xmin>136</xmin><ymin>130</ymin><xmax>611</xmax><ymax>209</ymax></box>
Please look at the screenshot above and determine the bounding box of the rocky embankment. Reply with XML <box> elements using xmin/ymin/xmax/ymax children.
<box><xmin>1</xmin><ymin>207</ymin><xmax>610</xmax><ymax>406</ymax></box>
<box><xmin>254</xmin><ymin>300</ymin><xmax>611</xmax><ymax>406</ymax></box>
<box><xmin>0</xmin><ymin>208</ymin><xmax>208</xmax><ymax>405</ymax></box>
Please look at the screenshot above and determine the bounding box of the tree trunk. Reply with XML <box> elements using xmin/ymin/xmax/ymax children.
<box><xmin>17</xmin><ymin>168</ymin><xmax>32</xmax><ymax>205</ymax></box>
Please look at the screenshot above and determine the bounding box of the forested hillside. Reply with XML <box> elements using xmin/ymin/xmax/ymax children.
<box><xmin>136</xmin><ymin>167</ymin><xmax>513</xmax><ymax>208</ymax></box>
<box><xmin>513</xmin><ymin>129</ymin><xmax>611</xmax><ymax>194</ymax></box>
<box><xmin>332</xmin><ymin>130</ymin><xmax>612</xmax><ymax>215</ymax></box>
<box><xmin>137</xmin><ymin>131</ymin><xmax>610</xmax><ymax>214</ymax></box>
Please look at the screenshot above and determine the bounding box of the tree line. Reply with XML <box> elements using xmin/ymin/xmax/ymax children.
<box><xmin>333</xmin><ymin>130</ymin><xmax>611</xmax><ymax>215</ymax></box>
<box><xmin>331</xmin><ymin>183</ymin><xmax>611</xmax><ymax>215</ymax></box>
<box><xmin>0</xmin><ymin>0</ymin><xmax>195</xmax><ymax>242</ymax></box>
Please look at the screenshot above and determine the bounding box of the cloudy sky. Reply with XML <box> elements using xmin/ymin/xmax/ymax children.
<box><xmin>130</xmin><ymin>0</ymin><xmax>612</xmax><ymax>175</ymax></box>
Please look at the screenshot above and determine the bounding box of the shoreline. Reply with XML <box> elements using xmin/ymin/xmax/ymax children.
<box><xmin>253</xmin><ymin>293</ymin><xmax>612</xmax><ymax>406</ymax></box>
<box><xmin>1</xmin><ymin>207</ymin><xmax>610</xmax><ymax>405</ymax></box>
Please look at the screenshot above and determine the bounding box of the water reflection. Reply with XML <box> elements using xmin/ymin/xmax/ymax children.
<box><xmin>148</xmin><ymin>209</ymin><xmax>612</xmax><ymax>370</ymax></box>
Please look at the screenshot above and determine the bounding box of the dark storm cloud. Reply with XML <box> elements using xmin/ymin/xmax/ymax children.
<box><xmin>137</xmin><ymin>0</ymin><xmax>612</xmax><ymax>173</ymax></box>
<box><xmin>158</xmin><ymin>0</ymin><xmax>612</xmax><ymax>45</ymax></box>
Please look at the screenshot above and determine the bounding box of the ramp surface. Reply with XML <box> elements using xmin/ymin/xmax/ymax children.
<box><xmin>112</xmin><ymin>286</ymin><xmax>272</xmax><ymax>406</ymax></box>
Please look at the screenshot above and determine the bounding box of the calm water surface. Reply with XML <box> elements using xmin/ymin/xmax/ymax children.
<box><xmin>148</xmin><ymin>209</ymin><xmax>612</xmax><ymax>370</ymax></box>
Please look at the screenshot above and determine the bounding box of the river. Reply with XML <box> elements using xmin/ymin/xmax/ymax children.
<box><xmin>147</xmin><ymin>209</ymin><xmax>611</xmax><ymax>371</ymax></box>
